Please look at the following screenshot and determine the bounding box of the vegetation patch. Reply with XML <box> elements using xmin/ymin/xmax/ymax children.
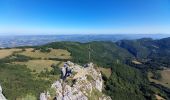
<box><xmin>48</xmin><ymin>88</ymin><xmax>56</xmax><ymax>99</ymax></box>
<box><xmin>16</xmin><ymin>94</ymin><xmax>37</xmax><ymax>100</ymax></box>
<box><xmin>148</xmin><ymin>69</ymin><xmax>170</xmax><ymax>88</ymax></box>
<box><xmin>14</xmin><ymin>60</ymin><xmax>63</xmax><ymax>73</ymax></box>
<box><xmin>0</xmin><ymin>63</ymin><xmax>50</xmax><ymax>100</ymax></box>
<box><xmin>40</xmin><ymin>41</ymin><xmax>133</xmax><ymax>66</ymax></box>
<box><xmin>99</xmin><ymin>67</ymin><xmax>111</xmax><ymax>78</ymax></box>
<box><xmin>86</xmin><ymin>75</ymin><xmax>94</xmax><ymax>82</ymax></box>
<box><xmin>18</xmin><ymin>48</ymin><xmax>71</xmax><ymax>60</ymax></box>
<box><xmin>155</xmin><ymin>94</ymin><xmax>165</xmax><ymax>100</ymax></box>
<box><xmin>87</xmin><ymin>89</ymin><xmax>103</xmax><ymax>100</ymax></box>
<box><xmin>132</xmin><ymin>60</ymin><xmax>142</xmax><ymax>65</ymax></box>
<box><xmin>0</xmin><ymin>48</ymin><xmax>21</xmax><ymax>59</ymax></box>
<box><xmin>0</xmin><ymin>54</ymin><xmax>33</xmax><ymax>63</ymax></box>
<box><xmin>104</xmin><ymin>63</ymin><xmax>150</xmax><ymax>100</ymax></box>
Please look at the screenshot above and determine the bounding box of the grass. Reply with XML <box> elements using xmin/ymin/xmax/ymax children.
<box><xmin>0</xmin><ymin>63</ymin><xmax>51</xmax><ymax>100</ymax></box>
<box><xmin>155</xmin><ymin>94</ymin><xmax>165</xmax><ymax>100</ymax></box>
<box><xmin>86</xmin><ymin>89</ymin><xmax>103</xmax><ymax>100</ymax></box>
<box><xmin>0</xmin><ymin>48</ymin><xmax>21</xmax><ymax>59</ymax></box>
<box><xmin>86</xmin><ymin>75</ymin><xmax>94</xmax><ymax>82</ymax></box>
<box><xmin>132</xmin><ymin>60</ymin><xmax>142</xmax><ymax>64</ymax></box>
<box><xmin>14</xmin><ymin>60</ymin><xmax>64</xmax><ymax>73</ymax></box>
<box><xmin>99</xmin><ymin>67</ymin><xmax>111</xmax><ymax>78</ymax></box>
<box><xmin>48</xmin><ymin>88</ymin><xmax>56</xmax><ymax>99</ymax></box>
<box><xmin>18</xmin><ymin>48</ymin><xmax>71</xmax><ymax>59</ymax></box>
<box><xmin>16</xmin><ymin>94</ymin><xmax>36</xmax><ymax>100</ymax></box>
<box><xmin>148</xmin><ymin>69</ymin><xmax>170</xmax><ymax>88</ymax></box>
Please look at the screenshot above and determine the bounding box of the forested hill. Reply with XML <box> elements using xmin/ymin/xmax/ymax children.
<box><xmin>116</xmin><ymin>37</ymin><xmax>170</xmax><ymax>68</ymax></box>
<box><xmin>37</xmin><ymin>41</ymin><xmax>133</xmax><ymax>67</ymax></box>
<box><xmin>38</xmin><ymin>37</ymin><xmax>170</xmax><ymax>67</ymax></box>
<box><xmin>116</xmin><ymin>37</ymin><xmax>170</xmax><ymax>58</ymax></box>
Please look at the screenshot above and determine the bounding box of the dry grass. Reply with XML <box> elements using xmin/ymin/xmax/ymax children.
<box><xmin>155</xmin><ymin>94</ymin><xmax>165</xmax><ymax>100</ymax></box>
<box><xmin>0</xmin><ymin>49</ymin><xmax>21</xmax><ymax>59</ymax></box>
<box><xmin>14</xmin><ymin>60</ymin><xmax>64</xmax><ymax>73</ymax></box>
<box><xmin>18</xmin><ymin>48</ymin><xmax>71</xmax><ymax>59</ymax></box>
<box><xmin>132</xmin><ymin>60</ymin><xmax>142</xmax><ymax>64</ymax></box>
<box><xmin>99</xmin><ymin>67</ymin><xmax>112</xmax><ymax>78</ymax></box>
<box><xmin>160</xmin><ymin>69</ymin><xmax>170</xmax><ymax>87</ymax></box>
<box><xmin>148</xmin><ymin>69</ymin><xmax>170</xmax><ymax>88</ymax></box>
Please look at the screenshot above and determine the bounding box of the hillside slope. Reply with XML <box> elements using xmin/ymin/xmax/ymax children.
<box><xmin>116</xmin><ymin>37</ymin><xmax>170</xmax><ymax>68</ymax></box>
<box><xmin>39</xmin><ymin>41</ymin><xmax>133</xmax><ymax>67</ymax></box>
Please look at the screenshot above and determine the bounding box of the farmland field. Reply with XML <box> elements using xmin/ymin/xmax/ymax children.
<box><xmin>18</xmin><ymin>48</ymin><xmax>71</xmax><ymax>59</ymax></box>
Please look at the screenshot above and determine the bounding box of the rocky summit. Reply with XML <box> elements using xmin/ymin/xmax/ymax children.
<box><xmin>40</xmin><ymin>61</ymin><xmax>111</xmax><ymax>100</ymax></box>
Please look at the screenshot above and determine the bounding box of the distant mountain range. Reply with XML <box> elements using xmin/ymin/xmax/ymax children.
<box><xmin>0</xmin><ymin>34</ymin><xmax>170</xmax><ymax>48</ymax></box>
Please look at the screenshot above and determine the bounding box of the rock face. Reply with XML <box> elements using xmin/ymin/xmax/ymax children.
<box><xmin>40</xmin><ymin>61</ymin><xmax>111</xmax><ymax>100</ymax></box>
<box><xmin>0</xmin><ymin>85</ymin><xmax>7</xmax><ymax>100</ymax></box>
<box><xmin>52</xmin><ymin>80</ymin><xmax>88</xmax><ymax>100</ymax></box>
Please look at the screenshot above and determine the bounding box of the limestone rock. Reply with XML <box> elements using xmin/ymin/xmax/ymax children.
<box><xmin>0</xmin><ymin>85</ymin><xmax>7</xmax><ymax>100</ymax></box>
<box><xmin>40</xmin><ymin>91</ymin><xmax>50</xmax><ymax>100</ymax></box>
<box><xmin>41</xmin><ymin>61</ymin><xmax>111</xmax><ymax>100</ymax></box>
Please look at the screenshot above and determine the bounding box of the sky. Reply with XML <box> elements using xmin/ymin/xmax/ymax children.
<box><xmin>0</xmin><ymin>0</ymin><xmax>170</xmax><ymax>35</ymax></box>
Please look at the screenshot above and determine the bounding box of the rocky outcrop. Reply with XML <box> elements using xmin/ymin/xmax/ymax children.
<box><xmin>52</xmin><ymin>80</ymin><xmax>88</xmax><ymax>100</ymax></box>
<box><xmin>40</xmin><ymin>61</ymin><xmax>111</xmax><ymax>100</ymax></box>
<box><xmin>0</xmin><ymin>84</ymin><xmax>7</xmax><ymax>100</ymax></box>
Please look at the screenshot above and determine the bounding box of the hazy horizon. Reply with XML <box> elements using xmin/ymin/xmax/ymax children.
<box><xmin>0</xmin><ymin>33</ymin><xmax>170</xmax><ymax>36</ymax></box>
